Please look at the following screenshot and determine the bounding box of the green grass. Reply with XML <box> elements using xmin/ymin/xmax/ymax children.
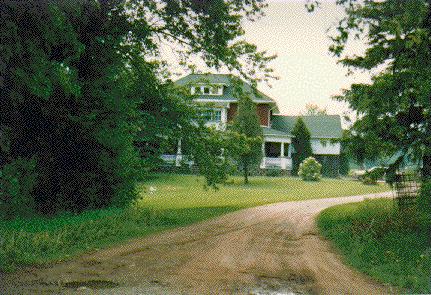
<box><xmin>0</xmin><ymin>174</ymin><xmax>390</xmax><ymax>272</ymax></box>
<box><xmin>317</xmin><ymin>199</ymin><xmax>431</xmax><ymax>293</ymax></box>
<box><xmin>139</xmin><ymin>174</ymin><xmax>390</xmax><ymax>209</ymax></box>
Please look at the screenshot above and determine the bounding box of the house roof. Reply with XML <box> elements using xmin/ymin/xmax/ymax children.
<box><xmin>271</xmin><ymin>115</ymin><xmax>343</xmax><ymax>139</ymax></box>
<box><xmin>262</xmin><ymin>126</ymin><xmax>291</xmax><ymax>137</ymax></box>
<box><xmin>175</xmin><ymin>74</ymin><xmax>277</xmax><ymax>105</ymax></box>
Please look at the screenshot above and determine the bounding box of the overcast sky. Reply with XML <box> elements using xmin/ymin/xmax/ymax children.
<box><xmin>166</xmin><ymin>0</ymin><xmax>372</xmax><ymax>117</ymax></box>
<box><xmin>241</xmin><ymin>0</ymin><xmax>372</xmax><ymax>116</ymax></box>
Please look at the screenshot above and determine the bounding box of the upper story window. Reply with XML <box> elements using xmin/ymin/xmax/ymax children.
<box><xmin>191</xmin><ymin>85</ymin><xmax>223</xmax><ymax>96</ymax></box>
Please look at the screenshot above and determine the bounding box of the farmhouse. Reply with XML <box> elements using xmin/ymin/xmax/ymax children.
<box><xmin>163</xmin><ymin>73</ymin><xmax>343</xmax><ymax>176</ymax></box>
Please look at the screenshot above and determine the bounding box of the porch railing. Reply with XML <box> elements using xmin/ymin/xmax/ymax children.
<box><xmin>160</xmin><ymin>154</ymin><xmax>177</xmax><ymax>164</ymax></box>
<box><xmin>265</xmin><ymin>157</ymin><xmax>281</xmax><ymax>167</ymax></box>
<box><xmin>162</xmin><ymin>155</ymin><xmax>292</xmax><ymax>170</ymax></box>
<box><xmin>261</xmin><ymin>157</ymin><xmax>292</xmax><ymax>170</ymax></box>
<box><xmin>161</xmin><ymin>154</ymin><xmax>194</xmax><ymax>167</ymax></box>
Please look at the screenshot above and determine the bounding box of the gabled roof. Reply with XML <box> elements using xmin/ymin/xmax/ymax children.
<box><xmin>176</xmin><ymin>73</ymin><xmax>231</xmax><ymax>85</ymax></box>
<box><xmin>175</xmin><ymin>73</ymin><xmax>276</xmax><ymax>104</ymax></box>
<box><xmin>271</xmin><ymin>115</ymin><xmax>343</xmax><ymax>139</ymax></box>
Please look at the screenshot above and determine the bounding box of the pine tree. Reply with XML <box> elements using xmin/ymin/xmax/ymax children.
<box><xmin>292</xmin><ymin>118</ymin><xmax>313</xmax><ymax>175</ymax></box>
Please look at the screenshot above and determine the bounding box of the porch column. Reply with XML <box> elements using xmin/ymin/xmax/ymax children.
<box><xmin>280</xmin><ymin>142</ymin><xmax>285</xmax><ymax>157</ymax></box>
<box><xmin>260</xmin><ymin>142</ymin><xmax>266</xmax><ymax>169</ymax></box>
<box><xmin>287</xmin><ymin>144</ymin><xmax>292</xmax><ymax>158</ymax></box>
<box><xmin>175</xmin><ymin>139</ymin><xmax>182</xmax><ymax>167</ymax></box>
<box><xmin>280</xmin><ymin>142</ymin><xmax>286</xmax><ymax>169</ymax></box>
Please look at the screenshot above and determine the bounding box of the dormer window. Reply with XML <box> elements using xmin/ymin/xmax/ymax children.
<box><xmin>191</xmin><ymin>84</ymin><xmax>224</xmax><ymax>96</ymax></box>
<box><xmin>211</xmin><ymin>86</ymin><xmax>222</xmax><ymax>95</ymax></box>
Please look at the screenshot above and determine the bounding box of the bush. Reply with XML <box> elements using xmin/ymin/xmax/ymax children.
<box><xmin>298</xmin><ymin>157</ymin><xmax>322</xmax><ymax>181</ymax></box>
<box><xmin>362</xmin><ymin>175</ymin><xmax>377</xmax><ymax>185</ymax></box>
<box><xmin>360</xmin><ymin>167</ymin><xmax>386</xmax><ymax>185</ymax></box>
<box><xmin>367</xmin><ymin>167</ymin><xmax>386</xmax><ymax>180</ymax></box>
<box><xmin>0</xmin><ymin>158</ymin><xmax>37</xmax><ymax>220</ymax></box>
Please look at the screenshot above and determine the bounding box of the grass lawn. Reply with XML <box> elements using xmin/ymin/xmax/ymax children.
<box><xmin>140</xmin><ymin>174</ymin><xmax>390</xmax><ymax>209</ymax></box>
<box><xmin>317</xmin><ymin>198</ymin><xmax>431</xmax><ymax>293</ymax></box>
<box><xmin>0</xmin><ymin>174</ymin><xmax>390</xmax><ymax>272</ymax></box>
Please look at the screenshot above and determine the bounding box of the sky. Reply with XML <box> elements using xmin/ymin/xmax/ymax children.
<box><xmin>241</xmin><ymin>0</ymin><xmax>371</xmax><ymax>116</ymax></box>
<box><xmin>164</xmin><ymin>0</ymin><xmax>372</xmax><ymax>117</ymax></box>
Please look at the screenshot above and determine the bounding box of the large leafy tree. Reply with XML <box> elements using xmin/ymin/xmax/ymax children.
<box><xmin>325</xmin><ymin>0</ymin><xmax>431</xmax><ymax>180</ymax></box>
<box><xmin>292</xmin><ymin>118</ymin><xmax>313</xmax><ymax>175</ymax></box>
<box><xmin>0</xmin><ymin>0</ymin><xmax>274</xmax><ymax>216</ymax></box>
<box><xmin>185</xmin><ymin>126</ymin><xmax>236</xmax><ymax>188</ymax></box>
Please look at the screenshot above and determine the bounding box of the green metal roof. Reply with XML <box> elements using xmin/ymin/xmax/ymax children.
<box><xmin>175</xmin><ymin>74</ymin><xmax>277</xmax><ymax>104</ymax></box>
<box><xmin>261</xmin><ymin>127</ymin><xmax>290</xmax><ymax>137</ymax></box>
<box><xmin>271</xmin><ymin>115</ymin><xmax>343</xmax><ymax>139</ymax></box>
<box><xmin>175</xmin><ymin>74</ymin><xmax>342</xmax><ymax>139</ymax></box>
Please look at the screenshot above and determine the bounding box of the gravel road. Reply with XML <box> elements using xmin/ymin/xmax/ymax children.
<box><xmin>2</xmin><ymin>192</ymin><xmax>397</xmax><ymax>294</ymax></box>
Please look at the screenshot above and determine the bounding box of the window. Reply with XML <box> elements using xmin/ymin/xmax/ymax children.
<box><xmin>201</xmin><ymin>110</ymin><xmax>213</xmax><ymax>121</ymax></box>
<box><xmin>191</xmin><ymin>86</ymin><xmax>198</xmax><ymax>95</ymax></box>
<box><xmin>200</xmin><ymin>109</ymin><xmax>222</xmax><ymax>122</ymax></box>
<box><xmin>213</xmin><ymin>110</ymin><xmax>221</xmax><ymax>122</ymax></box>
<box><xmin>191</xmin><ymin>85</ymin><xmax>223</xmax><ymax>96</ymax></box>
<box><xmin>210</xmin><ymin>86</ymin><xmax>221</xmax><ymax>95</ymax></box>
<box><xmin>320</xmin><ymin>139</ymin><xmax>328</xmax><ymax>147</ymax></box>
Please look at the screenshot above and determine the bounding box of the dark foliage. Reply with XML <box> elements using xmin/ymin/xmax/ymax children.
<box><xmin>291</xmin><ymin>118</ymin><xmax>313</xmax><ymax>175</ymax></box>
<box><xmin>0</xmin><ymin>0</ymin><xmax>274</xmax><ymax>217</ymax></box>
<box><xmin>230</xmin><ymin>79</ymin><xmax>263</xmax><ymax>184</ymax></box>
<box><xmin>329</xmin><ymin>0</ymin><xmax>431</xmax><ymax>180</ymax></box>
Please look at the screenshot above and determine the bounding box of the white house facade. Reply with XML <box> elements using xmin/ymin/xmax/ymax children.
<box><xmin>162</xmin><ymin>74</ymin><xmax>343</xmax><ymax>176</ymax></box>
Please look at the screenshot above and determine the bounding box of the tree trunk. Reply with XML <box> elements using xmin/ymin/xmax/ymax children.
<box><xmin>243</xmin><ymin>158</ymin><xmax>249</xmax><ymax>184</ymax></box>
<box><xmin>424</xmin><ymin>3</ymin><xmax>431</xmax><ymax>290</ymax></box>
<box><xmin>424</xmin><ymin>0</ymin><xmax>431</xmax><ymax>180</ymax></box>
<box><xmin>425</xmin><ymin>102</ymin><xmax>431</xmax><ymax>277</ymax></box>
<box><xmin>422</xmin><ymin>152</ymin><xmax>431</xmax><ymax>180</ymax></box>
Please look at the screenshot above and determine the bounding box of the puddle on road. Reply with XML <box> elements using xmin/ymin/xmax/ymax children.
<box><xmin>249</xmin><ymin>273</ymin><xmax>312</xmax><ymax>295</ymax></box>
<box><xmin>63</xmin><ymin>279</ymin><xmax>119</xmax><ymax>289</ymax></box>
<box><xmin>251</xmin><ymin>292</ymin><xmax>298</xmax><ymax>295</ymax></box>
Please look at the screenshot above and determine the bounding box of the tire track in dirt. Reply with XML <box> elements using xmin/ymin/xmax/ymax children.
<box><xmin>2</xmin><ymin>192</ymin><xmax>397</xmax><ymax>294</ymax></box>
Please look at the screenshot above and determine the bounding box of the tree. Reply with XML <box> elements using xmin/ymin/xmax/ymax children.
<box><xmin>339</xmin><ymin>130</ymin><xmax>351</xmax><ymax>175</ymax></box>
<box><xmin>230</xmin><ymin>81</ymin><xmax>263</xmax><ymax>184</ymax></box>
<box><xmin>326</xmin><ymin>0</ymin><xmax>431</xmax><ymax>181</ymax></box>
<box><xmin>1</xmin><ymin>1</ymin><xmax>143</xmax><ymax>214</ymax></box>
<box><xmin>292</xmin><ymin>118</ymin><xmax>313</xmax><ymax>175</ymax></box>
<box><xmin>185</xmin><ymin>126</ymin><xmax>235</xmax><ymax>188</ymax></box>
<box><xmin>0</xmin><ymin>0</ymin><xmax>275</xmax><ymax>216</ymax></box>
<box><xmin>340</xmin><ymin>129</ymin><xmax>381</xmax><ymax>171</ymax></box>
<box><xmin>304</xmin><ymin>103</ymin><xmax>327</xmax><ymax>116</ymax></box>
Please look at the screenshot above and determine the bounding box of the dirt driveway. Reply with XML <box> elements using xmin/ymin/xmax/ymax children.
<box><xmin>2</xmin><ymin>192</ymin><xmax>397</xmax><ymax>294</ymax></box>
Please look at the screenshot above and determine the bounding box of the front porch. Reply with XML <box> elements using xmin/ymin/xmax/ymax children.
<box><xmin>260</xmin><ymin>140</ymin><xmax>293</xmax><ymax>170</ymax></box>
<box><xmin>160</xmin><ymin>134</ymin><xmax>293</xmax><ymax>171</ymax></box>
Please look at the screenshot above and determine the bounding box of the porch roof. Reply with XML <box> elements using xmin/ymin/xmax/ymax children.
<box><xmin>262</xmin><ymin>127</ymin><xmax>290</xmax><ymax>137</ymax></box>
